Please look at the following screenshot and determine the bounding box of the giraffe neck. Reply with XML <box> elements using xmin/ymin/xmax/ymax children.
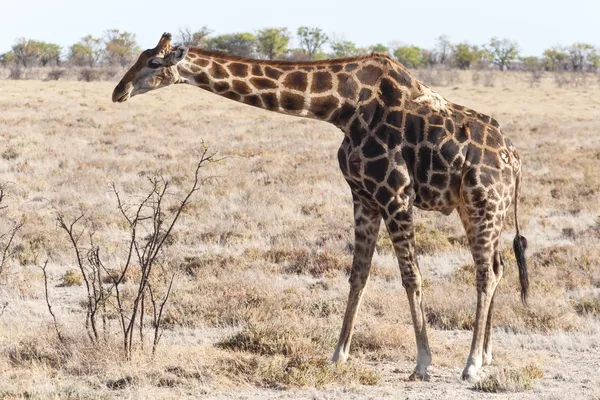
<box><xmin>176</xmin><ymin>49</ymin><xmax>394</xmax><ymax>130</ymax></box>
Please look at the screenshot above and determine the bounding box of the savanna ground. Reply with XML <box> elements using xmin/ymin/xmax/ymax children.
<box><xmin>0</xmin><ymin>70</ymin><xmax>599</xmax><ymax>399</ymax></box>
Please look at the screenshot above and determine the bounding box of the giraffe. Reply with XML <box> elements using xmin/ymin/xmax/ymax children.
<box><xmin>113</xmin><ymin>33</ymin><xmax>529</xmax><ymax>382</ymax></box>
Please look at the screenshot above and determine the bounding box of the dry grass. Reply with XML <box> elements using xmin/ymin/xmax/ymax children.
<box><xmin>0</xmin><ymin>76</ymin><xmax>599</xmax><ymax>398</ymax></box>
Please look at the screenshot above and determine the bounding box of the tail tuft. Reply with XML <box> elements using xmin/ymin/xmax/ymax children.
<box><xmin>513</xmin><ymin>234</ymin><xmax>528</xmax><ymax>304</ymax></box>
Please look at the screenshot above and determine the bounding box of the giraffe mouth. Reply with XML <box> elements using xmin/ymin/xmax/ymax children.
<box><xmin>114</xmin><ymin>92</ymin><xmax>130</xmax><ymax>103</ymax></box>
<box><xmin>112</xmin><ymin>82</ymin><xmax>133</xmax><ymax>103</ymax></box>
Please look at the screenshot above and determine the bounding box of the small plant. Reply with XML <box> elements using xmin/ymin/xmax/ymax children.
<box><xmin>60</xmin><ymin>270</ymin><xmax>82</xmax><ymax>286</ymax></box>
<box><xmin>473</xmin><ymin>364</ymin><xmax>542</xmax><ymax>392</ymax></box>
<box><xmin>573</xmin><ymin>295</ymin><xmax>600</xmax><ymax>316</ymax></box>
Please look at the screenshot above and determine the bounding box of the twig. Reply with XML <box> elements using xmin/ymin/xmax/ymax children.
<box><xmin>39</xmin><ymin>260</ymin><xmax>64</xmax><ymax>343</ymax></box>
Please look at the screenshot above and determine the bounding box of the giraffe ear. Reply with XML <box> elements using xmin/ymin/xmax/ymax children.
<box><xmin>165</xmin><ymin>46</ymin><xmax>189</xmax><ymax>66</ymax></box>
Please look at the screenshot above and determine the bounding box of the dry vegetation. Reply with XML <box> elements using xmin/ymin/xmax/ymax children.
<box><xmin>0</xmin><ymin>71</ymin><xmax>599</xmax><ymax>399</ymax></box>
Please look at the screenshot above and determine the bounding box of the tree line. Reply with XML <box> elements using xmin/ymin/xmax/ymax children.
<box><xmin>1</xmin><ymin>26</ymin><xmax>599</xmax><ymax>72</ymax></box>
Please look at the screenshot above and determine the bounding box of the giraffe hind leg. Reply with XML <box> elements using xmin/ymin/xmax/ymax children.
<box><xmin>332</xmin><ymin>195</ymin><xmax>381</xmax><ymax>362</ymax></box>
<box><xmin>457</xmin><ymin>197</ymin><xmax>507</xmax><ymax>382</ymax></box>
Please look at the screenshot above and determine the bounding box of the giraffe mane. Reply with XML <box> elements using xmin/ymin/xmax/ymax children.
<box><xmin>185</xmin><ymin>48</ymin><xmax>396</xmax><ymax>67</ymax></box>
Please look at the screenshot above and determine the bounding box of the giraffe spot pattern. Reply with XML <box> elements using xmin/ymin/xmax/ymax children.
<box><xmin>284</xmin><ymin>71</ymin><xmax>308</xmax><ymax>92</ymax></box>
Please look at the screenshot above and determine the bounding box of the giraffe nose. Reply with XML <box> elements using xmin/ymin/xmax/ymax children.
<box><xmin>112</xmin><ymin>82</ymin><xmax>131</xmax><ymax>103</ymax></box>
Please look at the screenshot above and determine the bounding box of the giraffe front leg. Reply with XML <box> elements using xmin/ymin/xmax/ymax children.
<box><xmin>383</xmin><ymin>200</ymin><xmax>431</xmax><ymax>381</ymax></box>
<box><xmin>332</xmin><ymin>196</ymin><xmax>381</xmax><ymax>363</ymax></box>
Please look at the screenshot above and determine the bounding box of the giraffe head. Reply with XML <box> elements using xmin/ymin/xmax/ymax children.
<box><xmin>112</xmin><ymin>33</ymin><xmax>189</xmax><ymax>102</ymax></box>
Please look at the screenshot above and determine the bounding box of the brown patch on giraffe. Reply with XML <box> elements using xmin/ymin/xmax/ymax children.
<box><xmin>445</xmin><ymin>118</ymin><xmax>455</xmax><ymax>134</ymax></box>
<box><xmin>468</xmin><ymin>121</ymin><xmax>485</xmax><ymax>143</ymax></box>
<box><xmin>265</xmin><ymin>66</ymin><xmax>284</xmax><ymax>80</ymax></box>
<box><xmin>250</xmin><ymin>77</ymin><xmax>278</xmax><ymax>90</ymax></box>
<box><xmin>279</xmin><ymin>66</ymin><xmax>295</xmax><ymax>71</ymax></box>
<box><xmin>345</xmin><ymin>63</ymin><xmax>359</xmax><ymax>72</ymax></box>
<box><xmin>483</xmin><ymin>149</ymin><xmax>501</xmax><ymax>169</ymax></box>
<box><xmin>375</xmin><ymin>186</ymin><xmax>393</xmax><ymax>206</ymax></box>
<box><xmin>262</xmin><ymin>93</ymin><xmax>278</xmax><ymax>111</ymax></box>
<box><xmin>405</xmin><ymin>114</ymin><xmax>425</xmax><ymax>145</ymax></box>
<box><xmin>336</xmin><ymin>103</ymin><xmax>357</xmax><ymax>127</ymax></box>
<box><xmin>228</xmin><ymin>62</ymin><xmax>249</xmax><ymax>77</ymax></box>
<box><xmin>213</xmin><ymin>81</ymin><xmax>230</xmax><ymax>93</ymax></box>
<box><xmin>387</xmin><ymin>110</ymin><xmax>404</xmax><ymax>128</ymax></box>
<box><xmin>284</xmin><ymin>71</ymin><xmax>308</xmax><ymax>92</ymax></box>
<box><xmin>232</xmin><ymin>80</ymin><xmax>252</xmax><ymax>95</ymax></box>
<box><xmin>300</xmin><ymin>66</ymin><xmax>315</xmax><ymax>72</ymax></box>
<box><xmin>387</xmin><ymin>169</ymin><xmax>405</xmax><ymax>190</ymax></box>
<box><xmin>194</xmin><ymin>72</ymin><xmax>209</xmax><ymax>85</ymax></box>
<box><xmin>330</xmin><ymin>65</ymin><xmax>343</xmax><ymax>73</ymax></box>
<box><xmin>310</xmin><ymin>95</ymin><xmax>339</xmax><ymax>119</ymax></box>
<box><xmin>417</xmin><ymin>107</ymin><xmax>430</xmax><ymax>116</ymax></box>
<box><xmin>252</xmin><ymin>64</ymin><xmax>263</xmax><ymax>76</ymax></box>
<box><xmin>417</xmin><ymin>147</ymin><xmax>432</xmax><ymax>183</ymax></box>
<box><xmin>222</xmin><ymin>91</ymin><xmax>241</xmax><ymax>101</ymax></box>
<box><xmin>380</xmin><ymin>78</ymin><xmax>403</xmax><ymax>107</ymax></box>
<box><xmin>356</xmin><ymin>65</ymin><xmax>383</xmax><ymax>86</ymax></box>
<box><xmin>429</xmin><ymin>114</ymin><xmax>444</xmax><ymax>125</ymax></box>
<box><xmin>389</xmin><ymin>67</ymin><xmax>412</xmax><ymax>88</ymax></box>
<box><xmin>427</xmin><ymin>126</ymin><xmax>446</xmax><ymax>144</ymax></box>
<box><xmin>311</xmin><ymin>71</ymin><xmax>333</xmax><ymax>93</ymax></box>
<box><xmin>196</xmin><ymin>58</ymin><xmax>210</xmax><ymax>67</ymax></box>
<box><xmin>358</xmin><ymin>88</ymin><xmax>373</xmax><ymax>102</ymax></box>
<box><xmin>430</xmin><ymin>173</ymin><xmax>449</xmax><ymax>189</ymax></box>
<box><xmin>210</xmin><ymin>62</ymin><xmax>229</xmax><ymax>79</ymax></box>
<box><xmin>337</xmin><ymin>74</ymin><xmax>359</xmax><ymax>98</ymax></box>
<box><xmin>280</xmin><ymin>92</ymin><xmax>305</xmax><ymax>111</ymax></box>
<box><xmin>441</xmin><ymin>140</ymin><xmax>459</xmax><ymax>161</ymax></box>
<box><xmin>362</xmin><ymin>136</ymin><xmax>386</xmax><ymax>158</ymax></box>
<box><xmin>243</xmin><ymin>95</ymin><xmax>262</xmax><ymax>108</ymax></box>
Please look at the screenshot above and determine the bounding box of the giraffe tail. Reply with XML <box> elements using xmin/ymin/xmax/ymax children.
<box><xmin>512</xmin><ymin>170</ymin><xmax>529</xmax><ymax>304</ymax></box>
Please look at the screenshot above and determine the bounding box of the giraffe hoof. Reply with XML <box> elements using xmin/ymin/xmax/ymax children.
<box><xmin>461</xmin><ymin>366</ymin><xmax>482</xmax><ymax>383</ymax></box>
<box><xmin>408</xmin><ymin>371</ymin><xmax>430</xmax><ymax>382</ymax></box>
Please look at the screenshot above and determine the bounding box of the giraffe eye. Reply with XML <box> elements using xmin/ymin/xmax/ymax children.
<box><xmin>148</xmin><ymin>60</ymin><xmax>162</xmax><ymax>69</ymax></box>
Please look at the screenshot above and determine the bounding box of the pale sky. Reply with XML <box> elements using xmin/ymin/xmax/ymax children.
<box><xmin>2</xmin><ymin>0</ymin><xmax>599</xmax><ymax>57</ymax></box>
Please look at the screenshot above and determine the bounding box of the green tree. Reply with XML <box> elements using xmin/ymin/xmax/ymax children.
<box><xmin>69</xmin><ymin>35</ymin><xmax>103</xmax><ymax>67</ymax></box>
<box><xmin>369</xmin><ymin>43</ymin><xmax>389</xmax><ymax>54</ymax></box>
<box><xmin>177</xmin><ymin>26</ymin><xmax>212</xmax><ymax>47</ymax></box>
<box><xmin>297</xmin><ymin>26</ymin><xmax>328</xmax><ymax>59</ymax></box>
<box><xmin>104</xmin><ymin>29</ymin><xmax>139</xmax><ymax>67</ymax></box>
<box><xmin>11</xmin><ymin>38</ymin><xmax>41</xmax><ymax>67</ymax></box>
<box><xmin>256</xmin><ymin>27</ymin><xmax>290</xmax><ymax>59</ymax></box>
<box><xmin>37</xmin><ymin>42</ymin><xmax>61</xmax><ymax>66</ymax></box>
<box><xmin>0</xmin><ymin>51</ymin><xmax>15</xmax><ymax>66</ymax></box>
<box><xmin>205</xmin><ymin>32</ymin><xmax>258</xmax><ymax>57</ymax></box>
<box><xmin>542</xmin><ymin>46</ymin><xmax>569</xmax><ymax>71</ymax></box>
<box><xmin>451</xmin><ymin>43</ymin><xmax>482</xmax><ymax>69</ymax></box>
<box><xmin>487</xmin><ymin>37</ymin><xmax>520</xmax><ymax>70</ymax></box>
<box><xmin>330</xmin><ymin>39</ymin><xmax>362</xmax><ymax>58</ymax></box>
<box><xmin>521</xmin><ymin>56</ymin><xmax>541</xmax><ymax>72</ymax></box>
<box><xmin>393</xmin><ymin>45</ymin><xmax>427</xmax><ymax>68</ymax></box>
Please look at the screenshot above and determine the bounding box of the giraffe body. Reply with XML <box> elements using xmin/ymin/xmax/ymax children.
<box><xmin>113</xmin><ymin>33</ymin><xmax>529</xmax><ymax>383</ymax></box>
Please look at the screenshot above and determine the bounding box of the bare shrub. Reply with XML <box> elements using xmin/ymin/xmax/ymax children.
<box><xmin>483</xmin><ymin>71</ymin><xmax>497</xmax><ymax>87</ymax></box>
<box><xmin>48</xmin><ymin>150</ymin><xmax>218</xmax><ymax>358</ymax></box>
<box><xmin>8</xmin><ymin>66</ymin><xmax>22</xmax><ymax>80</ymax></box>
<box><xmin>471</xmin><ymin>70</ymin><xmax>481</xmax><ymax>86</ymax></box>
<box><xmin>0</xmin><ymin>185</ymin><xmax>24</xmax><ymax>280</ymax></box>
<box><xmin>78</xmin><ymin>68</ymin><xmax>102</xmax><ymax>82</ymax></box>
<box><xmin>46</xmin><ymin>69</ymin><xmax>66</xmax><ymax>81</ymax></box>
